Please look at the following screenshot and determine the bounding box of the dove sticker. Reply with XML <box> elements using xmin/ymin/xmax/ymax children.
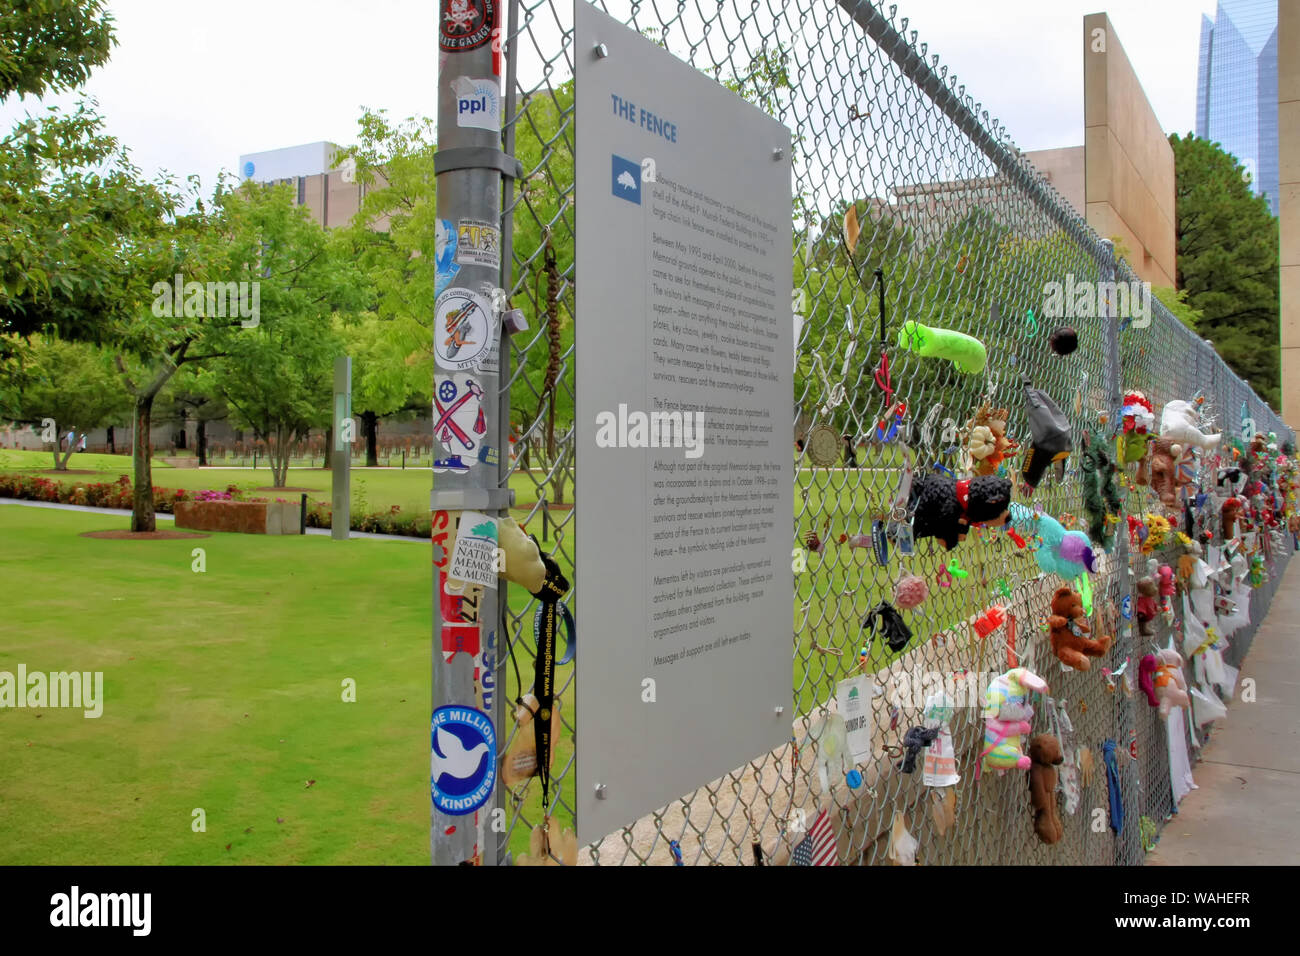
<box><xmin>611</xmin><ymin>154</ymin><xmax>641</xmax><ymax>205</ymax></box>
<box><xmin>431</xmin><ymin>705</ymin><xmax>497</xmax><ymax>815</ymax></box>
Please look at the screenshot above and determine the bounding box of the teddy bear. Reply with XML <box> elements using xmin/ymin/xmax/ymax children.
<box><xmin>1139</xmin><ymin>649</ymin><xmax>1190</xmax><ymax>718</ymax></box>
<box><xmin>1149</xmin><ymin>439</ymin><xmax>1188</xmax><ymax>511</ymax></box>
<box><xmin>968</xmin><ymin>404</ymin><xmax>1015</xmax><ymax>476</ymax></box>
<box><xmin>981</xmin><ymin>667</ymin><xmax>1048</xmax><ymax>773</ymax></box>
<box><xmin>1048</xmin><ymin>585</ymin><xmax>1112</xmax><ymax>670</ymax></box>
<box><xmin>1028</xmin><ymin>733</ymin><xmax>1065</xmax><ymax>845</ymax></box>
<box><xmin>909</xmin><ymin>473</ymin><xmax>1012</xmax><ymax>550</ymax></box>
<box><xmin>1135</xmin><ymin>577</ymin><xmax>1159</xmax><ymax>637</ymax></box>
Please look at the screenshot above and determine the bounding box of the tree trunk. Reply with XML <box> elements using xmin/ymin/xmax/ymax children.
<box><xmin>197</xmin><ymin>419</ymin><xmax>208</xmax><ymax>466</ymax></box>
<box><xmin>323</xmin><ymin>426</ymin><xmax>332</xmax><ymax>470</ymax></box>
<box><xmin>132</xmin><ymin>396</ymin><xmax>156</xmax><ymax>532</ymax></box>
<box><xmin>107</xmin><ymin>425</ymin><xmax>116</xmax><ymax>455</ymax></box>
<box><xmin>363</xmin><ymin>411</ymin><xmax>378</xmax><ymax>467</ymax></box>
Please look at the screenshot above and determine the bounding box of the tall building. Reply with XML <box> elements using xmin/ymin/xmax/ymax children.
<box><xmin>1197</xmin><ymin>0</ymin><xmax>1280</xmax><ymax>216</ymax></box>
<box><xmin>238</xmin><ymin>141</ymin><xmax>389</xmax><ymax>230</ymax></box>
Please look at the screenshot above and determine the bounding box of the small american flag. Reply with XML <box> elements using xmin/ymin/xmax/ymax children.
<box><xmin>791</xmin><ymin>809</ymin><xmax>838</xmax><ymax>866</ymax></box>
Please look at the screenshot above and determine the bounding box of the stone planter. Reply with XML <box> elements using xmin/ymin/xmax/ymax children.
<box><xmin>174</xmin><ymin>500</ymin><xmax>301</xmax><ymax>535</ymax></box>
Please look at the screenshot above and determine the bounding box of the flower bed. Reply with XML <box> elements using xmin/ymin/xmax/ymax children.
<box><xmin>0</xmin><ymin>473</ymin><xmax>430</xmax><ymax>538</ymax></box>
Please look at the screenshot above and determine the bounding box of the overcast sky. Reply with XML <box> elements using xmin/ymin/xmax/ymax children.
<box><xmin>0</xmin><ymin>0</ymin><xmax>1220</xmax><ymax>193</ymax></box>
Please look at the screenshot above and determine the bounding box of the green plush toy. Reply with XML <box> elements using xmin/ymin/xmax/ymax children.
<box><xmin>896</xmin><ymin>321</ymin><xmax>987</xmax><ymax>375</ymax></box>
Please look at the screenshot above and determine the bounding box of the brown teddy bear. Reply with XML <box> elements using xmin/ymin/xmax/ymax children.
<box><xmin>1028</xmin><ymin>733</ymin><xmax>1064</xmax><ymax>845</ymax></box>
<box><xmin>1135</xmin><ymin>576</ymin><xmax>1159</xmax><ymax>637</ymax></box>
<box><xmin>1048</xmin><ymin>585</ymin><xmax>1112</xmax><ymax>671</ymax></box>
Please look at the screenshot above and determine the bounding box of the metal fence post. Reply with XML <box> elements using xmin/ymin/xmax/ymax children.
<box><xmin>432</xmin><ymin>0</ymin><xmax>512</xmax><ymax>867</ymax></box>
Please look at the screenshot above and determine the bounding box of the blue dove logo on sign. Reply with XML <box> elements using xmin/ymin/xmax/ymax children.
<box><xmin>611</xmin><ymin>154</ymin><xmax>641</xmax><ymax>205</ymax></box>
<box><xmin>431</xmin><ymin>705</ymin><xmax>497</xmax><ymax>815</ymax></box>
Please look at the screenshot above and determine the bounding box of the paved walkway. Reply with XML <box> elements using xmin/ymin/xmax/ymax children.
<box><xmin>0</xmin><ymin>498</ymin><xmax>422</xmax><ymax>542</ymax></box>
<box><xmin>1146</xmin><ymin>558</ymin><xmax>1300</xmax><ymax>866</ymax></box>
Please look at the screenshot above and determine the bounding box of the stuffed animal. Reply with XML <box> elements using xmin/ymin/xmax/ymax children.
<box><xmin>1028</xmin><ymin>733</ymin><xmax>1065</xmax><ymax>845</ymax></box>
<box><xmin>1152</xmin><ymin>649</ymin><xmax>1190</xmax><ymax>717</ymax></box>
<box><xmin>1080</xmin><ymin>433</ymin><xmax>1121</xmax><ymax>549</ymax></box>
<box><xmin>1009</xmin><ymin>502</ymin><xmax>1097</xmax><ymax>580</ymax></box>
<box><xmin>1149</xmin><ymin>439</ymin><xmax>1186</xmax><ymax>510</ymax></box>
<box><xmin>1137</xmin><ymin>654</ymin><xmax>1161</xmax><ymax>707</ymax></box>
<box><xmin>896</xmin><ymin>320</ymin><xmax>987</xmax><ymax>374</ymax></box>
<box><xmin>981</xmin><ymin>667</ymin><xmax>1048</xmax><ymax>773</ymax></box>
<box><xmin>968</xmin><ymin>405</ymin><xmax>1015</xmax><ymax>476</ymax></box>
<box><xmin>1135</xmin><ymin>577</ymin><xmax>1159</xmax><ymax>637</ymax></box>
<box><xmin>1022</xmin><ymin>382</ymin><xmax>1072</xmax><ymax>491</ymax></box>
<box><xmin>1048</xmin><ymin>585</ymin><xmax>1111</xmax><ymax>670</ymax></box>
<box><xmin>909</xmin><ymin>473</ymin><xmax>1012</xmax><ymax>550</ymax></box>
<box><xmin>1222</xmin><ymin>497</ymin><xmax>1245</xmax><ymax>539</ymax></box>
<box><xmin>1160</xmin><ymin>399</ymin><xmax>1221</xmax><ymax>453</ymax></box>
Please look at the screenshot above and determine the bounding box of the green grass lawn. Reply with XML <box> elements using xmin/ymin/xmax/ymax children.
<box><xmin>0</xmin><ymin>503</ymin><xmax>572</xmax><ymax>864</ymax></box>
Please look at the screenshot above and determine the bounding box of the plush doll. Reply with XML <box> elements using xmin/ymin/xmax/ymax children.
<box><xmin>1119</xmin><ymin>391</ymin><xmax>1157</xmax><ymax>482</ymax></box>
<box><xmin>896</xmin><ymin>320</ymin><xmax>987</xmax><ymax>374</ymax></box>
<box><xmin>1160</xmin><ymin>399</ymin><xmax>1221</xmax><ymax>453</ymax></box>
<box><xmin>909</xmin><ymin>473</ymin><xmax>1012</xmax><ymax>550</ymax></box>
<box><xmin>1149</xmin><ymin>439</ymin><xmax>1184</xmax><ymax>510</ymax></box>
<box><xmin>1135</xmin><ymin>577</ymin><xmax>1159</xmax><ymax>637</ymax></box>
<box><xmin>1021</xmin><ymin>382</ymin><xmax>1072</xmax><ymax>491</ymax></box>
<box><xmin>1048</xmin><ymin>585</ymin><xmax>1111</xmax><ymax>670</ymax></box>
<box><xmin>1082</xmin><ymin>433</ymin><xmax>1122</xmax><ymax>549</ymax></box>
<box><xmin>1151</xmin><ymin>649</ymin><xmax>1190</xmax><ymax>717</ymax></box>
<box><xmin>1009</xmin><ymin>502</ymin><xmax>1097</xmax><ymax>580</ymax></box>
<box><xmin>1137</xmin><ymin>654</ymin><xmax>1161</xmax><ymax>707</ymax></box>
<box><xmin>1221</xmin><ymin>497</ymin><xmax>1245</xmax><ymax>540</ymax></box>
<box><xmin>981</xmin><ymin>667</ymin><xmax>1048</xmax><ymax>773</ymax></box>
<box><xmin>967</xmin><ymin>405</ymin><xmax>1015</xmax><ymax>476</ymax></box>
<box><xmin>1028</xmin><ymin>733</ymin><xmax>1065</xmax><ymax>845</ymax></box>
<box><xmin>1158</xmin><ymin>564</ymin><xmax>1176</xmax><ymax>620</ymax></box>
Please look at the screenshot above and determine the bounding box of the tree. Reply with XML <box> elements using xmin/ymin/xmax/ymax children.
<box><xmin>205</xmin><ymin>183</ymin><xmax>367</xmax><ymax>488</ymax></box>
<box><xmin>1169</xmin><ymin>133</ymin><xmax>1280</xmax><ymax>407</ymax></box>
<box><xmin>0</xmin><ymin>335</ymin><xmax>129</xmax><ymax>469</ymax></box>
<box><xmin>0</xmin><ymin>0</ymin><xmax>115</xmax><ymax>102</ymax></box>
<box><xmin>1</xmin><ymin>106</ymin><xmax>179</xmax><ymax>350</ymax></box>
<box><xmin>340</xmin><ymin>313</ymin><xmax>426</xmax><ymax>467</ymax></box>
<box><xmin>159</xmin><ymin>364</ymin><xmax>228</xmax><ymax>465</ymax></box>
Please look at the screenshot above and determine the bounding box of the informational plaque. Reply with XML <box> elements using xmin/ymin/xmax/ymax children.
<box><xmin>575</xmin><ymin>1</ymin><xmax>794</xmax><ymax>845</ymax></box>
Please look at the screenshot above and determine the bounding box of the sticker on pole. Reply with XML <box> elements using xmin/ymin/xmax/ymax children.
<box><xmin>440</xmin><ymin>0</ymin><xmax>496</xmax><ymax>53</ymax></box>
<box><xmin>448</xmin><ymin>511</ymin><xmax>500</xmax><ymax>590</ymax></box>
<box><xmin>454</xmin><ymin>77</ymin><xmax>501</xmax><ymax>131</ymax></box>
<box><xmin>432</xmin><ymin>705</ymin><xmax>497</xmax><ymax>815</ymax></box>
<box><xmin>434</xmin><ymin>373</ymin><xmax>487</xmax><ymax>461</ymax></box>
<box><xmin>435</xmin><ymin>288</ymin><xmax>497</xmax><ymax>372</ymax></box>
<box><xmin>455</xmin><ymin>218</ymin><xmax>502</xmax><ymax>268</ymax></box>
<box><xmin>435</xmin><ymin>219</ymin><xmax>460</xmax><ymax>296</ymax></box>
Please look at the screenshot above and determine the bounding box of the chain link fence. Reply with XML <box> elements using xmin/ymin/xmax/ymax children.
<box><xmin>486</xmin><ymin>0</ymin><xmax>1295</xmax><ymax>865</ymax></box>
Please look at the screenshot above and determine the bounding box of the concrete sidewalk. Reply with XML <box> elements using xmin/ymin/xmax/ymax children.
<box><xmin>1146</xmin><ymin>559</ymin><xmax>1300</xmax><ymax>866</ymax></box>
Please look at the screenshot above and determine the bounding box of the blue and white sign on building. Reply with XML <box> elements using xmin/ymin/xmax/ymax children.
<box><xmin>610</xmin><ymin>154</ymin><xmax>642</xmax><ymax>204</ymax></box>
<box><xmin>431</xmin><ymin>705</ymin><xmax>497</xmax><ymax>816</ymax></box>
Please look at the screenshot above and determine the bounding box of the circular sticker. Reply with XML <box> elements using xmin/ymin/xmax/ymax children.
<box><xmin>435</xmin><ymin>288</ymin><xmax>496</xmax><ymax>372</ymax></box>
<box><xmin>805</xmin><ymin>425</ymin><xmax>842</xmax><ymax>467</ymax></box>
<box><xmin>432</xmin><ymin>705</ymin><xmax>497</xmax><ymax>816</ymax></box>
<box><xmin>440</xmin><ymin>0</ymin><xmax>496</xmax><ymax>53</ymax></box>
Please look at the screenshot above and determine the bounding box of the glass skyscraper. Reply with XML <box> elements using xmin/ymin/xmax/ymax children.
<box><xmin>1196</xmin><ymin>0</ymin><xmax>1280</xmax><ymax>216</ymax></box>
